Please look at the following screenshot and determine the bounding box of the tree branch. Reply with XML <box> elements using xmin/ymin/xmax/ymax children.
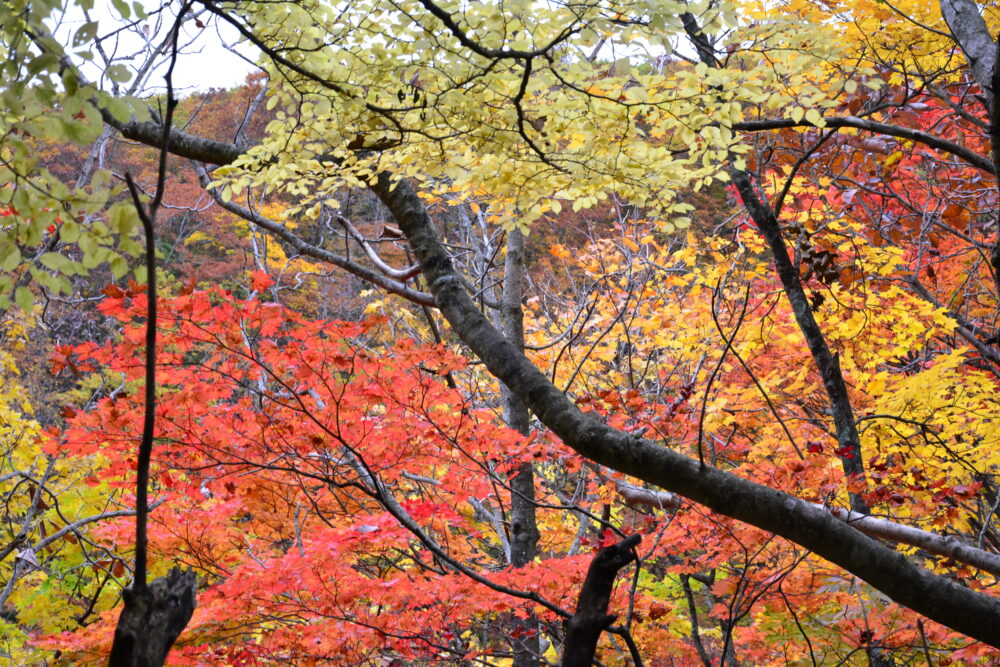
<box><xmin>414</xmin><ymin>0</ymin><xmax>580</xmax><ymax>60</ymax></box>
<box><xmin>733</xmin><ymin>116</ymin><xmax>995</xmax><ymax>175</ymax></box>
<box><xmin>618</xmin><ymin>484</ymin><xmax>1000</xmax><ymax>577</ymax></box>
<box><xmin>370</xmin><ymin>171</ymin><xmax>1000</xmax><ymax>648</ymax></box>
<box><xmin>191</xmin><ymin>163</ymin><xmax>435</xmax><ymax>306</ymax></box>
<box><xmin>334</xmin><ymin>215</ymin><xmax>421</xmax><ymax>281</ymax></box>
<box><xmin>561</xmin><ymin>533</ymin><xmax>641</xmax><ymax>667</ymax></box>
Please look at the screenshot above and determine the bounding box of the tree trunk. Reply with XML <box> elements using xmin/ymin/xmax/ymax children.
<box><xmin>502</xmin><ymin>229</ymin><xmax>542</xmax><ymax>667</ymax></box>
<box><xmin>561</xmin><ymin>533</ymin><xmax>641</xmax><ymax>667</ymax></box>
<box><xmin>107</xmin><ymin>569</ymin><xmax>197</xmax><ymax>667</ymax></box>
<box><xmin>370</xmin><ymin>171</ymin><xmax>1000</xmax><ymax>647</ymax></box>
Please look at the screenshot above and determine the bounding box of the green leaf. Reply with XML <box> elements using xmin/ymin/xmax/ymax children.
<box><xmin>1</xmin><ymin>245</ymin><xmax>21</xmax><ymax>271</ymax></box>
<box><xmin>110</xmin><ymin>255</ymin><xmax>128</xmax><ymax>279</ymax></box>
<box><xmin>90</xmin><ymin>169</ymin><xmax>113</xmax><ymax>191</ymax></box>
<box><xmin>106</xmin><ymin>64</ymin><xmax>132</xmax><ymax>84</ymax></box>
<box><xmin>128</xmin><ymin>98</ymin><xmax>152</xmax><ymax>122</ymax></box>
<box><xmin>60</xmin><ymin>220</ymin><xmax>80</xmax><ymax>243</ymax></box>
<box><xmin>73</xmin><ymin>22</ymin><xmax>98</xmax><ymax>48</ymax></box>
<box><xmin>26</xmin><ymin>53</ymin><xmax>59</xmax><ymax>79</ymax></box>
<box><xmin>38</xmin><ymin>252</ymin><xmax>68</xmax><ymax>271</ymax></box>
<box><xmin>805</xmin><ymin>108</ymin><xmax>825</xmax><ymax>127</ymax></box>
<box><xmin>81</xmin><ymin>252</ymin><xmax>100</xmax><ymax>269</ymax></box>
<box><xmin>104</xmin><ymin>96</ymin><xmax>132</xmax><ymax>123</ymax></box>
<box><xmin>109</xmin><ymin>203</ymin><xmax>136</xmax><ymax>235</ymax></box>
<box><xmin>111</xmin><ymin>0</ymin><xmax>131</xmax><ymax>19</ymax></box>
<box><xmin>30</xmin><ymin>267</ymin><xmax>57</xmax><ymax>291</ymax></box>
<box><xmin>14</xmin><ymin>286</ymin><xmax>33</xmax><ymax>313</ymax></box>
<box><xmin>78</xmin><ymin>233</ymin><xmax>98</xmax><ymax>263</ymax></box>
<box><xmin>54</xmin><ymin>274</ymin><xmax>72</xmax><ymax>294</ymax></box>
<box><xmin>119</xmin><ymin>237</ymin><xmax>142</xmax><ymax>255</ymax></box>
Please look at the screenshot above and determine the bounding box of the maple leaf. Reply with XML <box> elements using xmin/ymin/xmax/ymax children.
<box><xmin>251</xmin><ymin>270</ymin><xmax>275</xmax><ymax>292</ymax></box>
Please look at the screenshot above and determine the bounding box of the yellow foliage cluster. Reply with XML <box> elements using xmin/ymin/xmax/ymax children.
<box><xmin>527</xmin><ymin>213</ymin><xmax>997</xmax><ymax>523</ymax></box>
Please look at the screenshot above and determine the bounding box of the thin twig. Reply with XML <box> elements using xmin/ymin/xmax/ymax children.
<box><xmin>697</xmin><ymin>281</ymin><xmax>751</xmax><ymax>467</ymax></box>
<box><xmin>120</xmin><ymin>0</ymin><xmax>187</xmax><ymax>591</ymax></box>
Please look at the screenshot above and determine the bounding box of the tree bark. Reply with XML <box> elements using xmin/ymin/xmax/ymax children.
<box><xmin>501</xmin><ymin>230</ymin><xmax>542</xmax><ymax>667</ymax></box>
<box><xmin>730</xmin><ymin>170</ymin><xmax>868</xmax><ymax>512</ymax></box>
<box><xmin>370</xmin><ymin>172</ymin><xmax>1000</xmax><ymax>647</ymax></box>
<box><xmin>106</xmin><ymin>569</ymin><xmax>197</xmax><ymax>667</ymax></box>
<box><xmin>503</xmin><ymin>230</ymin><xmax>540</xmax><ymax>569</ymax></box>
<box><xmin>733</xmin><ymin>116</ymin><xmax>994</xmax><ymax>174</ymax></box>
<box><xmin>938</xmin><ymin>2</ymin><xmax>1000</xmax><ymax>297</ymax></box>
<box><xmin>939</xmin><ymin>0</ymin><xmax>997</xmax><ymax>100</ymax></box>
<box><xmin>561</xmin><ymin>533</ymin><xmax>640</xmax><ymax>667</ymax></box>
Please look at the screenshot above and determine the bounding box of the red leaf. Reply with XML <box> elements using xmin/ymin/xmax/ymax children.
<box><xmin>101</xmin><ymin>284</ymin><xmax>126</xmax><ymax>299</ymax></box>
<box><xmin>179</xmin><ymin>275</ymin><xmax>198</xmax><ymax>296</ymax></box>
<box><xmin>126</xmin><ymin>279</ymin><xmax>148</xmax><ymax>296</ymax></box>
<box><xmin>251</xmin><ymin>270</ymin><xmax>275</xmax><ymax>292</ymax></box>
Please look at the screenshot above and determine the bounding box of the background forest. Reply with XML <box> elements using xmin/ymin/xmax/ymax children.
<box><xmin>2</xmin><ymin>0</ymin><xmax>1000</xmax><ymax>664</ymax></box>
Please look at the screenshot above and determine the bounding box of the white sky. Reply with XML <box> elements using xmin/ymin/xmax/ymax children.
<box><xmin>50</xmin><ymin>0</ymin><xmax>689</xmax><ymax>95</ymax></box>
<box><xmin>54</xmin><ymin>0</ymin><xmax>259</xmax><ymax>94</ymax></box>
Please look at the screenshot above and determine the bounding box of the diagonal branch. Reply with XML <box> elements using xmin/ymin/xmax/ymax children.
<box><xmin>105</xmin><ymin>113</ymin><xmax>244</xmax><ymax>165</ymax></box>
<box><xmin>191</xmin><ymin>163</ymin><xmax>434</xmax><ymax>306</ymax></box>
<box><xmin>616</xmin><ymin>486</ymin><xmax>1000</xmax><ymax>577</ymax></box>
<box><xmin>733</xmin><ymin>116</ymin><xmax>996</xmax><ymax>175</ymax></box>
<box><xmin>370</xmin><ymin>170</ymin><xmax>1000</xmax><ymax>648</ymax></box>
<box><xmin>334</xmin><ymin>215</ymin><xmax>421</xmax><ymax>281</ymax></box>
<box><xmin>414</xmin><ymin>0</ymin><xmax>581</xmax><ymax>60</ymax></box>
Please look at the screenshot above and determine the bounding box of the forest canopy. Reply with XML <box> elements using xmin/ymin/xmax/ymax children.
<box><xmin>2</xmin><ymin>0</ymin><xmax>1000</xmax><ymax>664</ymax></box>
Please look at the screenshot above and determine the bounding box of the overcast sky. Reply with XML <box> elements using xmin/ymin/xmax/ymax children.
<box><xmin>54</xmin><ymin>0</ymin><xmax>259</xmax><ymax>94</ymax></box>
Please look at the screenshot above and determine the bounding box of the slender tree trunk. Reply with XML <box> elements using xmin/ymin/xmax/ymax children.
<box><xmin>502</xmin><ymin>230</ymin><xmax>542</xmax><ymax>667</ymax></box>
<box><xmin>107</xmin><ymin>30</ymin><xmax>198</xmax><ymax>661</ymax></box>
<box><xmin>679</xmin><ymin>574</ymin><xmax>714</xmax><ymax>667</ymax></box>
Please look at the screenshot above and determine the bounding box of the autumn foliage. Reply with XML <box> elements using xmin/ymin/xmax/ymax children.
<box><xmin>3</xmin><ymin>0</ymin><xmax>1000</xmax><ymax>664</ymax></box>
<box><xmin>22</xmin><ymin>216</ymin><xmax>1000</xmax><ymax>664</ymax></box>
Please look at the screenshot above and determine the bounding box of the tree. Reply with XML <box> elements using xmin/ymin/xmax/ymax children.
<box><xmin>2</xmin><ymin>0</ymin><xmax>1000</xmax><ymax>663</ymax></box>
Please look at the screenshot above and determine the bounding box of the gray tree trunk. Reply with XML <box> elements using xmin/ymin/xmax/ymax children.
<box><xmin>502</xmin><ymin>229</ymin><xmax>542</xmax><ymax>667</ymax></box>
<box><xmin>370</xmin><ymin>172</ymin><xmax>1000</xmax><ymax>647</ymax></box>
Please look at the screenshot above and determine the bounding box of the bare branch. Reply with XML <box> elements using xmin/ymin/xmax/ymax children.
<box><xmin>191</xmin><ymin>162</ymin><xmax>435</xmax><ymax>306</ymax></box>
<box><xmin>733</xmin><ymin>116</ymin><xmax>995</xmax><ymax>175</ymax></box>
<box><xmin>335</xmin><ymin>215</ymin><xmax>421</xmax><ymax>281</ymax></box>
